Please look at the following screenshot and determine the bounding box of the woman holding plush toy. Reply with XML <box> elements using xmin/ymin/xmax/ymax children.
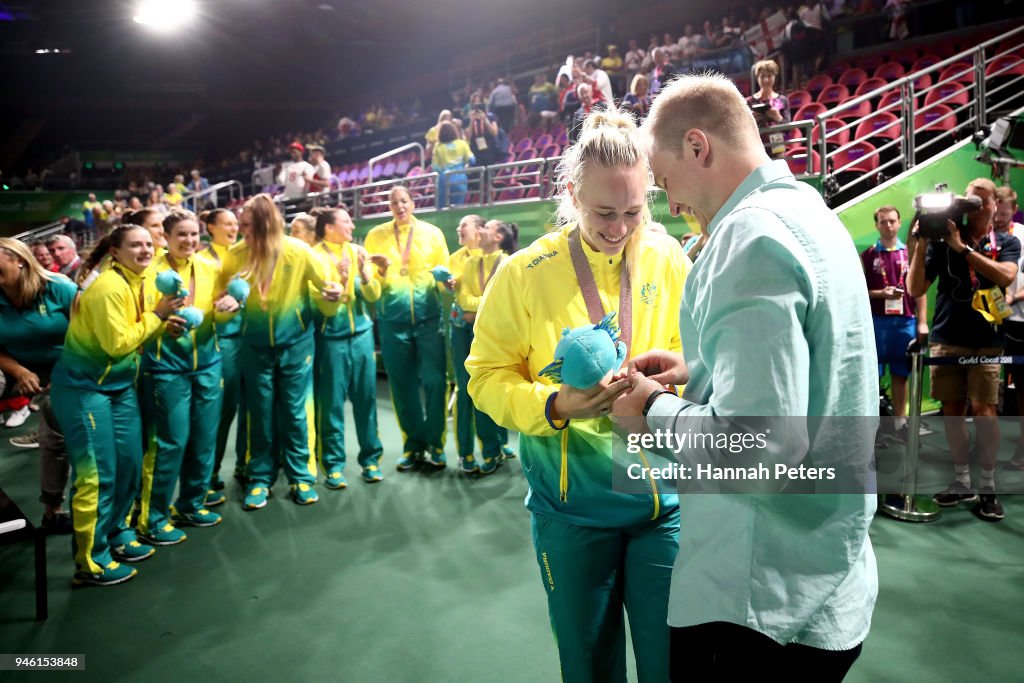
<box><xmin>465</xmin><ymin>109</ymin><xmax>690</xmax><ymax>682</ymax></box>
<box><xmin>136</xmin><ymin>209</ymin><xmax>240</xmax><ymax>546</ymax></box>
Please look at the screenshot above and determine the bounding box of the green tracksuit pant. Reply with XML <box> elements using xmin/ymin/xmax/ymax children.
<box><xmin>51</xmin><ymin>384</ymin><xmax>145</xmax><ymax>575</ymax></box>
<box><xmin>530</xmin><ymin>508</ymin><xmax>680</xmax><ymax>683</ymax></box>
<box><xmin>243</xmin><ymin>333</ymin><xmax>317</xmax><ymax>487</ymax></box>
<box><xmin>211</xmin><ymin>334</ymin><xmax>247</xmax><ymax>484</ymax></box>
<box><xmin>450</xmin><ymin>324</ymin><xmax>504</xmax><ymax>461</ymax></box>
<box><xmin>138</xmin><ymin>365</ymin><xmax>223</xmax><ymax>532</ymax></box>
<box><xmin>378</xmin><ymin>318</ymin><xmax>447</xmax><ymax>455</ymax></box>
<box><xmin>315</xmin><ymin>328</ymin><xmax>383</xmax><ymax>471</ymax></box>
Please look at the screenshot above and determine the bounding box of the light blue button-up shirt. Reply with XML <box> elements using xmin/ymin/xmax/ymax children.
<box><xmin>648</xmin><ymin>160</ymin><xmax>878</xmax><ymax>650</ymax></box>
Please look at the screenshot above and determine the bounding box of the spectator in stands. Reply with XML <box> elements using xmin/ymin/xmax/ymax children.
<box><xmin>128</xmin><ymin>196</ymin><xmax>144</xmax><ymax>212</ymax></box>
<box><xmin>164</xmin><ymin>183</ymin><xmax>184</xmax><ymax>208</ymax></box>
<box><xmin>994</xmin><ymin>185</ymin><xmax>1024</xmax><ymax>471</ymax></box>
<box><xmin>907</xmin><ymin>178</ymin><xmax>1017</xmax><ymax>522</ymax></box>
<box><xmin>747</xmin><ymin>59</ymin><xmax>791</xmax><ymax>158</ymax></box>
<box><xmin>288</xmin><ymin>213</ymin><xmax>318</xmax><ymax>246</ymax></box>
<box><xmin>432</xmin><ymin>121</ymin><xmax>475</xmax><ymax>207</ymax></box>
<box><xmin>467</xmin><ymin>100</ymin><xmax>508</xmax><ymax>167</ymax></box>
<box><xmin>528</xmin><ymin>73</ymin><xmax>559</xmax><ymax>115</ymax></box>
<box><xmin>32</xmin><ymin>242</ymin><xmax>59</xmax><ymax>272</ymax></box>
<box><xmin>624</xmin><ymin>39</ymin><xmax>646</xmax><ymax>82</ymax></box>
<box><xmin>558</xmin><ymin>70</ymin><xmax>581</xmax><ymax>126</ymax></box>
<box><xmin>861</xmin><ymin>206</ymin><xmax>928</xmax><ymax>444</ymax></box>
<box><xmin>186</xmin><ymin>169</ymin><xmax>210</xmax><ymax>211</ymax></box>
<box><xmin>147</xmin><ymin>188</ymin><xmax>168</xmax><ymax>215</ymax></box>
<box><xmin>0</xmin><ymin>238</ymin><xmax>78</xmax><ymax>534</ymax></box>
<box><xmin>425</xmin><ymin>110</ymin><xmax>452</xmax><ymax>162</ymax></box>
<box><xmin>277</xmin><ymin>142</ymin><xmax>314</xmax><ymax>202</ymax></box>
<box><xmin>663</xmin><ymin>32</ymin><xmax>680</xmax><ymax>61</ymax></box>
<box><xmin>364</xmin><ymin>186</ymin><xmax>450</xmax><ymax>471</ymax></box>
<box><xmin>798</xmin><ymin>2</ymin><xmax>830</xmax><ymax>73</ymax></box>
<box><xmin>577</xmin><ymin>58</ymin><xmax>614</xmax><ymax>107</ymax></box>
<box><xmin>488</xmin><ymin>79</ymin><xmax>519</xmax><ymax>136</ymax></box>
<box><xmin>622</xmin><ymin>74</ymin><xmax>652</xmax><ymax>118</ymax></box>
<box><xmin>336</xmin><ymin>115</ymin><xmax>359</xmax><ymax>140</ymax></box>
<box><xmin>678</xmin><ymin>24</ymin><xmax>699</xmax><ymax>61</ymax></box>
<box><xmin>601</xmin><ymin>45</ymin><xmax>626</xmax><ymax>94</ymax></box>
<box><xmin>308</xmin><ymin>145</ymin><xmax>332</xmax><ymax>194</ymax></box>
<box><xmin>47</xmin><ymin>235</ymin><xmax>82</xmax><ymax>282</ymax></box>
<box><xmin>649</xmin><ymin>47</ymin><xmax>680</xmax><ymax>95</ymax></box>
<box><xmin>83</xmin><ymin>193</ymin><xmax>102</xmax><ymax>227</ymax></box>
<box><xmin>568</xmin><ymin>83</ymin><xmax>605</xmax><ymax>145</ymax></box>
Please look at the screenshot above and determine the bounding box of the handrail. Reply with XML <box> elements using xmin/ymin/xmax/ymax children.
<box><xmin>181</xmin><ymin>179</ymin><xmax>244</xmax><ymax>209</ymax></box>
<box><xmin>368</xmin><ymin>142</ymin><xmax>424</xmax><ymax>184</ymax></box>
<box><xmin>13</xmin><ymin>220</ymin><xmax>64</xmax><ymax>243</ymax></box>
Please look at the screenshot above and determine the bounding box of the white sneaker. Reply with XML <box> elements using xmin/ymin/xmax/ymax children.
<box><xmin>4</xmin><ymin>406</ymin><xmax>31</xmax><ymax>428</ymax></box>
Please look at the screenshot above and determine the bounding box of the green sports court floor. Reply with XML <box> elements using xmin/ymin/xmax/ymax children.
<box><xmin>1</xmin><ymin>384</ymin><xmax>1021</xmax><ymax>682</ymax></box>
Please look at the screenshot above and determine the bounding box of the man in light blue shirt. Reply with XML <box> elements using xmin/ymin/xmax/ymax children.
<box><xmin>615</xmin><ymin>73</ymin><xmax>878</xmax><ymax>679</ymax></box>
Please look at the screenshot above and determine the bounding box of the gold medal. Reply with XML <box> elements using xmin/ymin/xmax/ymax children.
<box><xmin>400</xmin><ymin>267</ymin><xmax>409</xmax><ymax>276</ymax></box>
<box><xmin>260</xmin><ymin>300</ymin><xmax>268</xmax><ymax>312</ymax></box>
<box><xmin>341</xmin><ymin>294</ymin><xmax>351</xmax><ymax>304</ymax></box>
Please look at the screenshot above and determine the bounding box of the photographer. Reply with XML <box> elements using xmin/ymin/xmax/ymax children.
<box><xmin>993</xmin><ymin>185</ymin><xmax>1024</xmax><ymax>471</ymax></box>
<box><xmin>466</xmin><ymin>99</ymin><xmax>507</xmax><ymax>167</ymax></box>
<box><xmin>906</xmin><ymin>178</ymin><xmax>1018</xmax><ymax>522</ymax></box>
<box><xmin>861</xmin><ymin>206</ymin><xmax>928</xmax><ymax>442</ymax></box>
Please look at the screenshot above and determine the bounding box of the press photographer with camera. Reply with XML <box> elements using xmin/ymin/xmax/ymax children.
<box><xmin>906</xmin><ymin>178</ymin><xmax>1018</xmax><ymax>521</ymax></box>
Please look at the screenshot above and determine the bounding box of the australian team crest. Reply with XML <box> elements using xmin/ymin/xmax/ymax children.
<box><xmin>639</xmin><ymin>282</ymin><xmax>658</xmax><ymax>305</ymax></box>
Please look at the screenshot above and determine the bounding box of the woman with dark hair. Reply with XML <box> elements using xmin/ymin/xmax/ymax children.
<box><xmin>136</xmin><ymin>210</ymin><xmax>240</xmax><ymax>544</ymax></box>
<box><xmin>364</xmin><ymin>186</ymin><xmax>450</xmax><ymax>470</ymax></box>
<box><xmin>431</xmin><ymin>121</ymin><xmax>475</xmax><ymax>207</ymax></box>
<box><xmin>309</xmin><ymin>206</ymin><xmax>384</xmax><ymax>486</ymax></box>
<box><xmin>197</xmin><ymin>208</ymin><xmax>245</xmax><ymax>502</ymax></box>
<box><xmin>51</xmin><ymin>224</ymin><xmax>183</xmax><ymax>585</ymax></box>
<box><xmin>0</xmin><ymin>238</ymin><xmax>77</xmax><ymax>532</ymax></box>
<box><xmin>222</xmin><ymin>194</ymin><xmax>340</xmax><ymax>510</ymax></box>
<box><xmin>446</xmin><ymin>215</ymin><xmax>483</xmax><ymax>473</ymax></box>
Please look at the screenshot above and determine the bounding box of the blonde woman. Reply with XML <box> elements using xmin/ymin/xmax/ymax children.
<box><xmin>466</xmin><ymin>110</ymin><xmax>689</xmax><ymax>681</ymax></box>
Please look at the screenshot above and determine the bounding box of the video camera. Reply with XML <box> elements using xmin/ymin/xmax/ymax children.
<box><xmin>912</xmin><ymin>184</ymin><xmax>983</xmax><ymax>241</ymax></box>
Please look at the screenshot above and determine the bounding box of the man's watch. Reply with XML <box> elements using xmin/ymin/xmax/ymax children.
<box><xmin>962</xmin><ymin>245</ymin><xmax>975</xmax><ymax>255</ymax></box>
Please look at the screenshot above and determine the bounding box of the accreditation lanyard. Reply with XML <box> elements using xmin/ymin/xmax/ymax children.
<box><xmin>321</xmin><ymin>242</ymin><xmax>357</xmax><ymax>304</ymax></box>
<box><xmin>567</xmin><ymin>227</ymin><xmax>632</xmax><ymax>358</ymax></box>
<box><xmin>873</xmin><ymin>242</ymin><xmax>907</xmax><ymax>290</ymax></box>
<box><xmin>967</xmin><ymin>230</ymin><xmax>999</xmax><ymax>291</ymax></box>
<box><xmin>477</xmin><ymin>254</ymin><xmax>502</xmax><ymax>293</ymax></box>
<box><xmin>393</xmin><ymin>221</ymin><xmax>415</xmax><ymax>276</ymax></box>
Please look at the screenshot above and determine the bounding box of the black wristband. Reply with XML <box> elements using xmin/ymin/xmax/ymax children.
<box><xmin>643</xmin><ymin>389</ymin><xmax>675</xmax><ymax>417</ymax></box>
<box><xmin>545</xmin><ymin>391</ymin><xmax>569</xmax><ymax>430</ymax></box>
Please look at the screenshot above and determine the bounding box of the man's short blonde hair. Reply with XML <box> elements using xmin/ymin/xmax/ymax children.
<box><xmin>967</xmin><ymin>177</ymin><xmax>997</xmax><ymax>198</ymax></box>
<box><xmin>995</xmin><ymin>185</ymin><xmax>1018</xmax><ymax>205</ymax></box>
<box><xmin>643</xmin><ymin>73</ymin><xmax>761</xmax><ymax>154</ymax></box>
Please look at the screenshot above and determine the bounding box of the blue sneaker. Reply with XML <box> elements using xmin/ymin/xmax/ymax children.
<box><xmin>424</xmin><ymin>448</ymin><xmax>447</xmax><ymax>468</ymax></box>
<box><xmin>244</xmin><ymin>487</ymin><xmax>270</xmax><ymax>510</ymax></box>
<box><xmin>111</xmin><ymin>540</ymin><xmax>156</xmax><ymax>563</ymax></box>
<box><xmin>290</xmin><ymin>482</ymin><xmax>319</xmax><ymax>505</ymax></box>
<box><xmin>479</xmin><ymin>454</ymin><xmax>501</xmax><ymax>476</ymax></box>
<box><xmin>172</xmin><ymin>508</ymin><xmax>223</xmax><ymax>528</ymax></box>
<box><xmin>204</xmin><ymin>489</ymin><xmax>226</xmax><ymax>507</ymax></box>
<box><xmin>501</xmin><ymin>445</ymin><xmax>517</xmax><ymax>459</ymax></box>
<box><xmin>460</xmin><ymin>455</ymin><xmax>480</xmax><ymax>474</ymax></box>
<box><xmin>72</xmin><ymin>561</ymin><xmax>137</xmax><ymax>587</ymax></box>
<box><xmin>361</xmin><ymin>464</ymin><xmax>384</xmax><ymax>483</ymax></box>
<box><xmin>325</xmin><ymin>471</ymin><xmax>348</xmax><ymax>490</ymax></box>
<box><xmin>138</xmin><ymin>523</ymin><xmax>187</xmax><ymax>546</ymax></box>
<box><xmin>396</xmin><ymin>452</ymin><xmax>419</xmax><ymax>471</ymax></box>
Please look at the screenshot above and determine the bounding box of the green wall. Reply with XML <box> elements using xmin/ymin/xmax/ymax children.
<box><xmin>0</xmin><ymin>191</ymin><xmax>115</xmax><ymax>234</ymax></box>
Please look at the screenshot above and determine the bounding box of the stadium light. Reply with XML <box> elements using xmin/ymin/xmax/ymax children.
<box><xmin>133</xmin><ymin>0</ymin><xmax>197</xmax><ymax>31</ymax></box>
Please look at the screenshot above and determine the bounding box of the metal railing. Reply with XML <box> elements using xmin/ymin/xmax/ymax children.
<box><xmin>180</xmin><ymin>180</ymin><xmax>245</xmax><ymax>210</ymax></box>
<box><xmin>368</xmin><ymin>142</ymin><xmax>425</xmax><ymax>184</ymax></box>
<box><xmin>12</xmin><ymin>220</ymin><xmax>66</xmax><ymax>243</ymax></box>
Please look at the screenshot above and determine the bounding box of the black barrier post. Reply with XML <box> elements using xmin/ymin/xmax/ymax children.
<box><xmin>879</xmin><ymin>338</ymin><xmax>942</xmax><ymax>522</ymax></box>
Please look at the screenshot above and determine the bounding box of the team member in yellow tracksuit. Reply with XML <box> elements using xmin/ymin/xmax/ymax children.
<box><xmin>364</xmin><ymin>186</ymin><xmax>450</xmax><ymax>470</ymax></box>
<box><xmin>51</xmin><ymin>225</ymin><xmax>183</xmax><ymax>586</ymax></box>
<box><xmin>447</xmin><ymin>214</ymin><xmax>482</xmax><ymax>472</ymax></box>
<box><xmin>466</xmin><ymin>111</ymin><xmax>689</xmax><ymax>682</ymax></box>
<box><xmin>137</xmin><ymin>210</ymin><xmax>241</xmax><ymax>545</ymax></box>
<box><xmin>308</xmin><ymin>206</ymin><xmax>385</xmax><ymax>487</ymax></box>
<box><xmin>223</xmin><ymin>194</ymin><xmax>341</xmax><ymax>510</ymax></box>
<box><xmin>197</xmin><ymin>208</ymin><xmax>245</xmax><ymax>504</ymax></box>
<box><xmin>453</xmin><ymin>219</ymin><xmax>518</xmax><ymax>475</ymax></box>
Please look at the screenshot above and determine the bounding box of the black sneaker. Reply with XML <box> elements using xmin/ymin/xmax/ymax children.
<box><xmin>974</xmin><ymin>488</ymin><xmax>1005</xmax><ymax>522</ymax></box>
<box><xmin>1003</xmin><ymin>445</ymin><xmax>1024</xmax><ymax>471</ymax></box>
<box><xmin>40</xmin><ymin>511</ymin><xmax>73</xmax><ymax>535</ymax></box>
<box><xmin>932</xmin><ymin>482</ymin><xmax>978</xmax><ymax>507</ymax></box>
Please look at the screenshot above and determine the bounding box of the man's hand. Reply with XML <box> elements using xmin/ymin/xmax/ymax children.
<box><xmin>612</xmin><ymin>369</ymin><xmax>669</xmax><ymax>418</ymax></box>
<box><xmin>917</xmin><ymin>321</ymin><xmax>930</xmax><ymax>344</ymax></box>
<box><xmin>944</xmin><ymin>220</ymin><xmax>965</xmax><ymax>253</ymax></box>
<box><xmin>13</xmin><ymin>368</ymin><xmax>43</xmax><ymax>396</ymax></box>
<box><xmin>879</xmin><ymin>286</ymin><xmax>901</xmax><ymax>299</ymax></box>
<box><xmin>551</xmin><ymin>372</ymin><xmax>632</xmax><ymax>420</ymax></box>
<box><xmin>628</xmin><ymin>349</ymin><xmax>689</xmax><ymax>385</ymax></box>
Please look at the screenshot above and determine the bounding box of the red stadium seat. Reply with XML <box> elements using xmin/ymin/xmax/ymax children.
<box><xmin>833</xmin><ymin>141</ymin><xmax>879</xmax><ymax>174</ymax></box>
<box><xmin>787</xmin><ymin>89</ymin><xmax>813</xmax><ymax>110</ymax></box>
<box><xmin>827</xmin><ymin>61</ymin><xmax>851</xmax><ymax>79</ymax></box>
<box><xmin>515</xmin><ymin>148</ymin><xmax>537</xmax><ymax>161</ymax></box>
<box><xmin>534</xmin><ymin>134</ymin><xmax>553</xmax><ymax>149</ymax></box>
<box><xmin>835</xmin><ymin>98</ymin><xmax>871</xmax><ymax>121</ymax></box>
<box><xmin>874</xmin><ymin>62</ymin><xmax>906</xmax><ymax>81</ymax></box>
<box><xmin>915</xmin><ymin>104</ymin><xmax>956</xmax><ymax>133</ymax></box>
<box><xmin>854</xmin><ymin>78</ymin><xmax>888</xmax><ymax>99</ymax></box>
<box><xmin>855</xmin><ymin>112</ymin><xmax>902</xmax><ymax>143</ymax></box>
<box><xmin>838</xmin><ymin>68</ymin><xmax>868</xmax><ymax>89</ymax></box>
<box><xmin>986</xmin><ymin>54</ymin><xmax>1024</xmax><ymax>78</ymax></box>
<box><xmin>939</xmin><ymin>62</ymin><xmax>975</xmax><ymax>85</ymax></box>
<box><xmin>794</xmin><ymin>103</ymin><xmax>828</xmax><ymax>121</ymax></box>
<box><xmin>910</xmin><ymin>72</ymin><xmax>933</xmax><ymax>91</ymax></box>
<box><xmin>924</xmin><ymin>81</ymin><xmax>970</xmax><ymax>109</ymax></box>
<box><xmin>855</xmin><ymin>54</ymin><xmax>884</xmax><ymax>73</ymax></box>
<box><xmin>514</xmin><ymin>138</ymin><xmax>533</xmax><ymax>154</ymax></box>
<box><xmin>911</xmin><ymin>55</ymin><xmax>942</xmax><ymax>72</ymax></box>
<box><xmin>891</xmin><ymin>49</ymin><xmax>919</xmax><ymax>69</ymax></box>
<box><xmin>878</xmin><ymin>90</ymin><xmax>915</xmax><ymax>114</ymax></box>
<box><xmin>805</xmin><ymin>74</ymin><xmax>833</xmax><ymax>97</ymax></box>
<box><xmin>811</xmin><ymin>118</ymin><xmax>850</xmax><ymax>152</ymax></box>
<box><xmin>817</xmin><ymin>83</ymin><xmax>850</xmax><ymax>107</ymax></box>
<box><xmin>783</xmin><ymin>146</ymin><xmax>821</xmax><ymax>175</ymax></box>
<box><xmin>539</xmin><ymin>143</ymin><xmax>561</xmax><ymax>158</ymax></box>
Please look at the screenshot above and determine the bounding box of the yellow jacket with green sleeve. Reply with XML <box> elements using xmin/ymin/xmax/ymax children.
<box><xmin>142</xmin><ymin>252</ymin><xmax>235</xmax><ymax>374</ymax></box>
<box><xmin>221</xmin><ymin>235</ymin><xmax>335</xmax><ymax>349</ymax></box>
<box><xmin>52</xmin><ymin>262</ymin><xmax>164</xmax><ymax>391</ymax></box>
<box><xmin>363</xmin><ymin>216</ymin><xmax>450</xmax><ymax>325</ymax></box>
<box><xmin>456</xmin><ymin>251</ymin><xmax>505</xmax><ymax>314</ymax></box>
<box><xmin>466</xmin><ymin>225</ymin><xmax>690</xmax><ymax>528</ymax></box>
<box><xmin>195</xmin><ymin>242</ymin><xmax>242</xmax><ymax>338</ymax></box>
<box><xmin>310</xmin><ymin>240</ymin><xmax>380</xmax><ymax>339</ymax></box>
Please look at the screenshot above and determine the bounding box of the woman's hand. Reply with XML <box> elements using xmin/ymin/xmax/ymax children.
<box><xmin>165</xmin><ymin>315</ymin><xmax>187</xmax><ymax>339</ymax></box>
<box><xmin>321</xmin><ymin>282</ymin><xmax>342</xmax><ymax>303</ymax></box>
<box><xmin>369</xmin><ymin>254</ymin><xmax>390</xmax><ymax>277</ymax></box>
<box><xmin>551</xmin><ymin>373</ymin><xmax>632</xmax><ymax>420</ymax></box>
<box><xmin>154</xmin><ymin>295</ymin><xmax>185</xmax><ymax>322</ymax></box>
<box><xmin>628</xmin><ymin>349</ymin><xmax>689</xmax><ymax>385</ymax></box>
<box><xmin>214</xmin><ymin>294</ymin><xmax>240</xmax><ymax>312</ymax></box>
<box><xmin>462</xmin><ymin>311</ymin><xmax>476</xmax><ymax>324</ymax></box>
<box><xmin>445</xmin><ymin>277</ymin><xmax>457</xmax><ymax>292</ymax></box>
<box><xmin>767</xmin><ymin>108</ymin><xmax>783</xmax><ymax>124</ymax></box>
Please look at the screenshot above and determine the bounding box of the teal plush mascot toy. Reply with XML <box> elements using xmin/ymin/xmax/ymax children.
<box><xmin>431</xmin><ymin>265</ymin><xmax>453</xmax><ymax>283</ymax></box>
<box><xmin>226</xmin><ymin>277</ymin><xmax>250</xmax><ymax>305</ymax></box>
<box><xmin>155</xmin><ymin>270</ymin><xmax>188</xmax><ymax>298</ymax></box>
<box><xmin>539</xmin><ymin>312</ymin><xmax>627</xmax><ymax>390</ymax></box>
